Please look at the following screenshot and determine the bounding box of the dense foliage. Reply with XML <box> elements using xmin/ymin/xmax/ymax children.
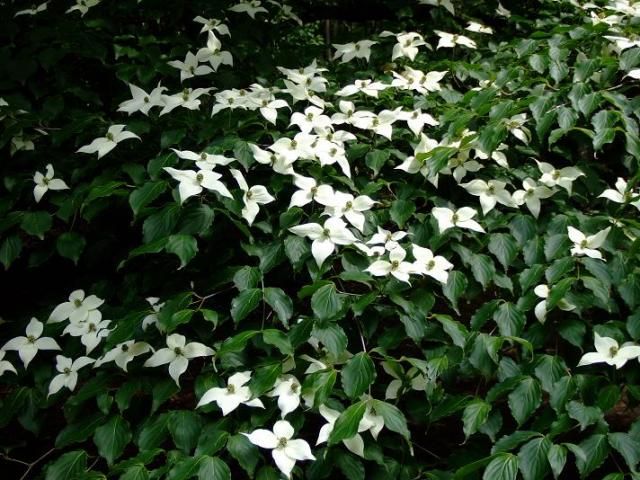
<box><xmin>2</xmin><ymin>0</ymin><xmax>640</xmax><ymax>479</ymax></box>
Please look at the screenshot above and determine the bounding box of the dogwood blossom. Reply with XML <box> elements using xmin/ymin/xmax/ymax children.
<box><xmin>268</xmin><ymin>375</ymin><xmax>302</xmax><ymax>417</ymax></box>
<box><xmin>460</xmin><ymin>179</ymin><xmax>514</xmax><ymax>214</ymax></box>
<box><xmin>33</xmin><ymin>164</ymin><xmax>69</xmax><ymax>203</ymax></box>
<box><xmin>359</xmin><ymin>400</ymin><xmax>385</xmax><ymax>439</ymax></box>
<box><xmin>419</xmin><ymin>0</ymin><xmax>455</xmax><ymax>15</ymax></box>
<box><xmin>193</xmin><ymin>16</ymin><xmax>230</xmax><ymax>36</ymax></box>
<box><xmin>578</xmin><ymin>333</ymin><xmax>640</xmax><ymax>369</ymax></box>
<box><xmin>161</xmin><ymin>87</ymin><xmax>213</xmax><ymax>115</ymax></box>
<box><xmin>505</xmin><ymin>114</ymin><xmax>531</xmax><ymax>143</ymax></box>
<box><xmin>2</xmin><ymin>318</ymin><xmax>60</xmax><ymax>368</ymax></box>
<box><xmin>398</xmin><ymin>109</ymin><xmax>439</xmax><ymax>137</ymax></box>
<box><xmin>434</xmin><ymin>31</ymin><xmax>477</xmax><ymax>49</ymax></box>
<box><xmin>243</xmin><ymin>420</ymin><xmax>315</xmax><ymax>479</ymax></box>
<box><xmin>196</xmin><ymin>31</ymin><xmax>233</xmax><ymax>71</ymax></box>
<box><xmin>94</xmin><ymin>341</ymin><xmax>152</xmax><ymax>371</ymax></box>
<box><xmin>142</xmin><ymin>297</ymin><xmax>165</xmax><ymax>331</ymax></box>
<box><xmin>382</xmin><ymin>31</ymin><xmax>428</xmax><ymax>61</ymax></box>
<box><xmin>0</xmin><ymin>351</ymin><xmax>17</xmax><ymax>376</ymax></box>
<box><xmin>367</xmin><ymin>227</ymin><xmax>408</xmax><ymax>251</ymax></box>
<box><xmin>255</xmin><ymin>98</ymin><xmax>290</xmax><ymax>125</ymax></box>
<box><xmin>568</xmin><ymin>226</ymin><xmax>610</xmax><ymax>259</ymax></box>
<box><xmin>288</xmin><ymin>175</ymin><xmax>334</xmax><ymax>208</ymax></box>
<box><xmin>512</xmin><ymin>178</ymin><xmax>555</xmax><ymax>218</ymax></box>
<box><xmin>171</xmin><ymin>149</ymin><xmax>235</xmax><ymax>170</ymax></box>
<box><xmin>366</xmin><ymin>246</ymin><xmax>414</xmax><ymax>283</ymax></box>
<box><xmin>324</xmin><ymin>191</ymin><xmax>376</xmax><ymax>232</ymax></box>
<box><xmin>599</xmin><ymin>177</ymin><xmax>640</xmax><ymax>209</ymax></box>
<box><xmin>48</xmin><ymin>289</ymin><xmax>104</xmax><ymax>324</ymax></box>
<box><xmin>533</xmin><ymin>284</ymin><xmax>576</xmax><ymax>323</ymax></box>
<box><xmin>391</xmin><ymin>68</ymin><xmax>447</xmax><ymax>93</ymax></box>
<box><xmin>382</xmin><ymin>361</ymin><xmax>427</xmax><ymax>399</ymax></box>
<box><xmin>230</xmin><ymin>169</ymin><xmax>275</xmax><ymax>225</ymax></box>
<box><xmin>77</xmin><ymin>124</ymin><xmax>140</xmax><ymax>159</ymax></box>
<box><xmin>289</xmin><ymin>217</ymin><xmax>358</xmax><ymax>267</ymax></box>
<box><xmin>66</xmin><ymin>0</ymin><xmax>99</xmax><ymax>16</ymax></box>
<box><xmin>536</xmin><ymin>161</ymin><xmax>584</xmax><ymax>194</ymax></box>
<box><xmin>48</xmin><ymin>356</ymin><xmax>94</xmax><ymax>396</ymax></box>
<box><xmin>336</xmin><ymin>79</ymin><xmax>388</xmax><ymax>97</ymax></box>
<box><xmin>432</xmin><ymin>206</ymin><xmax>485</xmax><ymax>234</ymax></box>
<box><xmin>316</xmin><ymin>405</ymin><xmax>365</xmax><ymax>457</ymax></box>
<box><xmin>411</xmin><ymin>245</ymin><xmax>453</xmax><ymax>284</ymax></box>
<box><xmin>197</xmin><ymin>371</ymin><xmax>265</xmax><ymax>415</ymax></box>
<box><xmin>248</xmin><ymin>144</ymin><xmax>295</xmax><ymax>175</ymax></box>
<box><xmin>163</xmin><ymin>167</ymin><xmax>233</xmax><ymax>204</ymax></box>
<box><xmin>333</xmin><ymin>40</ymin><xmax>377</xmax><ymax>63</ymax></box>
<box><xmin>168</xmin><ymin>51</ymin><xmax>213</xmax><ymax>82</ymax></box>
<box><xmin>62</xmin><ymin>316</ymin><xmax>111</xmax><ymax>354</ymax></box>
<box><xmin>117</xmin><ymin>83</ymin><xmax>166</xmax><ymax>115</ymax></box>
<box><xmin>228</xmin><ymin>0</ymin><xmax>268</xmax><ymax>18</ymax></box>
<box><xmin>15</xmin><ymin>2</ymin><xmax>47</xmax><ymax>17</ymax></box>
<box><xmin>289</xmin><ymin>106</ymin><xmax>332</xmax><ymax>134</ymax></box>
<box><xmin>143</xmin><ymin>334</ymin><xmax>214</xmax><ymax>385</ymax></box>
<box><xmin>466</xmin><ymin>21</ymin><xmax>493</xmax><ymax>34</ymax></box>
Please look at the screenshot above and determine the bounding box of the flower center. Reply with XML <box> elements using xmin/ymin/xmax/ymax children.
<box><xmin>580</xmin><ymin>239</ymin><xmax>588</xmax><ymax>248</ymax></box>
<box><xmin>246</xmin><ymin>191</ymin><xmax>253</xmax><ymax>200</ymax></box>
<box><xmin>43</xmin><ymin>177</ymin><xmax>50</xmax><ymax>185</ymax></box>
<box><xmin>306</xmin><ymin>113</ymin><xmax>314</xmax><ymax>121</ymax></box>
<box><xmin>290</xmin><ymin>140</ymin><xmax>298</xmax><ymax>149</ymax></box>
<box><xmin>609</xmin><ymin>346</ymin><xmax>618</xmax><ymax>357</ymax></box>
<box><xmin>64</xmin><ymin>367</ymin><xmax>71</xmax><ymax>375</ymax></box>
<box><xmin>200</xmin><ymin>152</ymin><xmax>207</xmax><ymax>160</ymax></box>
<box><xmin>290</xmin><ymin>383</ymin><xmax>299</xmax><ymax>393</ymax></box>
<box><xmin>323</xmin><ymin>228</ymin><xmax>331</xmax><ymax>238</ymax></box>
<box><xmin>427</xmin><ymin>260</ymin><xmax>435</xmax><ymax>270</ymax></box>
<box><xmin>355</xmin><ymin>43</ymin><xmax>361</xmax><ymax>51</ymax></box>
<box><xmin>189</xmin><ymin>66</ymin><xmax>195</xmax><ymax>74</ymax></box>
<box><xmin>526</xmin><ymin>188</ymin><xmax>534</xmax><ymax>196</ymax></box>
<box><xmin>345</xmin><ymin>200</ymin><xmax>353</xmax><ymax>210</ymax></box>
<box><xmin>27</xmin><ymin>335</ymin><xmax>36</xmax><ymax>343</ymax></box>
<box><xmin>227</xmin><ymin>384</ymin><xmax>236</xmax><ymax>394</ymax></box>
<box><xmin>452</xmin><ymin>213</ymin><xmax>459</xmax><ymax>223</ymax></box>
<box><xmin>106</xmin><ymin>132</ymin><xmax>114</xmax><ymax>141</ymax></box>
<box><xmin>391</xmin><ymin>260</ymin><xmax>399</xmax><ymax>270</ymax></box>
<box><xmin>144</xmin><ymin>96</ymin><xmax>150</xmax><ymax>103</ymax></box>
<box><xmin>121</xmin><ymin>344</ymin><xmax>129</xmax><ymax>352</ymax></box>
<box><xmin>372</xmin><ymin>118</ymin><xmax>380</xmax><ymax>127</ymax></box>
<box><xmin>277</xmin><ymin>437</ymin><xmax>288</xmax><ymax>448</ymax></box>
<box><xmin>310</xmin><ymin>186</ymin><xmax>318</xmax><ymax>195</ymax></box>
<box><xmin>88</xmin><ymin>323</ymin><xmax>96</xmax><ymax>332</ymax></box>
<box><xmin>74</xmin><ymin>299</ymin><xmax>82</xmax><ymax>307</ymax></box>
<box><xmin>196</xmin><ymin>173</ymin><xmax>204</xmax><ymax>183</ymax></box>
<box><xmin>552</xmin><ymin>170</ymin><xmax>560</xmax><ymax>180</ymax></box>
<box><xmin>174</xmin><ymin>347</ymin><xmax>183</xmax><ymax>355</ymax></box>
<box><xmin>487</xmin><ymin>185</ymin><xmax>495</xmax><ymax>194</ymax></box>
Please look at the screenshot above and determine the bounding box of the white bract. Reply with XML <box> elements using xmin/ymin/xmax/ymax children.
<box><xmin>418</xmin><ymin>0</ymin><xmax>455</xmax><ymax>15</ymax></box>
<box><xmin>94</xmin><ymin>341</ymin><xmax>152</xmax><ymax>371</ymax></box>
<box><xmin>324</xmin><ymin>191</ymin><xmax>376</xmax><ymax>232</ymax></box>
<box><xmin>196</xmin><ymin>31</ymin><xmax>233</xmax><ymax>71</ymax></box>
<box><xmin>143</xmin><ymin>334</ymin><xmax>214</xmax><ymax>385</ymax></box>
<box><xmin>316</xmin><ymin>404</ymin><xmax>365</xmax><ymax>457</ymax></box>
<box><xmin>382</xmin><ymin>361</ymin><xmax>427</xmax><ymax>399</ymax></box>
<box><xmin>460</xmin><ymin>179</ymin><xmax>514</xmax><ymax>215</ymax></box>
<box><xmin>367</xmin><ymin>226</ymin><xmax>408</xmax><ymax>251</ymax></box>
<box><xmin>48</xmin><ymin>289</ymin><xmax>104</xmax><ymax>324</ymax></box>
<box><xmin>398</xmin><ymin>109</ymin><xmax>439</xmax><ymax>137</ymax></box>
<box><xmin>228</xmin><ymin>0</ymin><xmax>268</xmax><ymax>18</ymax></box>
<box><xmin>505</xmin><ymin>114</ymin><xmax>531</xmax><ymax>143</ymax></box>
<box><xmin>382</xmin><ymin>31</ymin><xmax>427</xmax><ymax>61</ymax></box>
<box><xmin>512</xmin><ymin>178</ymin><xmax>555</xmax><ymax>218</ymax></box>
<box><xmin>15</xmin><ymin>2</ymin><xmax>48</xmax><ymax>16</ymax></box>
<box><xmin>2</xmin><ymin>318</ymin><xmax>60</xmax><ymax>368</ymax></box>
<box><xmin>230</xmin><ymin>169</ymin><xmax>275</xmax><ymax>225</ymax></box>
<box><xmin>533</xmin><ymin>284</ymin><xmax>576</xmax><ymax>323</ymax></box>
<box><xmin>66</xmin><ymin>0</ymin><xmax>99</xmax><ymax>16</ymax></box>
<box><xmin>411</xmin><ymin>245</ymin><xmax>453</xmax><ymax>284</ymax></box>
<box><xmin>193</xmin><ymin>16</ymin><xmax>230</xmax><ymax>36</ymax></box>
<box><xmin>48</xmin><ymin>356</ymin><xmax>94</xmax><ymax>396</ymax></box>
<box><xmin>77</xmin><ymin>124</ymin><xmax>140</xmax><ymax>159</ymax></box>
<box><xmin>33</xmin><ymin>164</ymin><xmax>69</xmax><ymax>203</ymax></box>
<box><xmin>333</xmin><ymin>40</ymin><xmax>377</xmax><ymax>63</ymax></box>
<box><xmin>171</xmin><ymin>149</ymin><xmax>235</xmax><ymax>170</ymax></box>
<box><xmin>243</xmin><ymin>420</ymin><xmax>315</xmax><ymax>479</ymax></box>
<box><xmin>599</xmin><ymin>177</ymin><xmax>640</xmax><ymax>209</ymax></box>
<box><xmin>197</xmin><ymin>371</ymin><xmax>265</xmax><ymax>415</ymax></box>
<box><xmin>63</xmin><ymin>316</ymin><xmax>111</xmax><ymax>354</ymax></box>
<box><xmin>268</xmin><ymin>375</ymin><xmax>302</xmax><ymax>417</ymax></box>
<box><xmin>168</xmin><ymin>51</ymin><xmax>213</xmax><ymax>82</ymax></box>
<box><xmin>163</xmin><ymin>167</ymin><xmax>233</xmax><ymax>204</ymax></box>
<box><xmin>289</xmin><ymin>217</ymin><xmax>357</xmax><ymax>267</ymax></box>
<box><xmin>434</xmin><ymin>31</ymin><xmax>477</xmax><ymax>49</ymax></box>
<box><xmin>288</xmin><ymin>175</ymin><xmax>334</xmax><ymax>209</ymax></box>
<box><xmin>578</xmin><ymin>333</ymin><xmax>640</xmax><ymax>369</ymax></box>
<box><xmin>536</xmin><ymin>161</ymin><xmax>584</xmax><ymax>194</ymax></box>
<box><xmin>162</xmin><ymin>87</ymin><xmax>213</xmax><ymax>115</ymax></box>
<box><xmin>432</xmin><ymin>206</ymin><xmax>485</xmax><ymax>234</ymax></box>
<box><xmin>142</xmin><ymin>297</ymin><xmax>165</xmax><ymax>332</ymax></box>
<box><xmin>0</xmin><ymin>351</ymin><xmax>17</xmax><ymax>376</ymax></box>
<box><xmin>466</xmin><ymin>21</ymin><xmax>493</xmax><ymax>34</ymax></box>
<box><xmin>117</xmin><ymin>83</ymin><xmax>166</xmax><ymax>115</ymax></box>
<box><xmin>568</xmin><ymin>226</ymin><xmax>610</xmax><ymax>260</ymax></box>
<box><xmin>365</xmin><ymin>246</ymin><xmax>414</xmax><ymax>283</ymax></box>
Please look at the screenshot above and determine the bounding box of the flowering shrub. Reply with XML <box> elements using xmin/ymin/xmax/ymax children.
<box><xmin>2</xmin><ymin>0</ymin><xmax>640</xmax><ymax>479</ymax></box>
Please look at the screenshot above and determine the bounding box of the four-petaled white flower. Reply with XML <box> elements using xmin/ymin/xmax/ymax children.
<box><xmin>411</xmin><ymin>245</ymin><xmax>453</xmax><ymax>284</ymax></box>
<box><xmin>142</xmin><ymin>297</ymin><xmax>165</xmax><ymax>332</ymax></box>
<box><xmin>435</xmin><ymin>31</ymin><xmax>477</xmax><ymax>49</ymax></box>
<box><xmin>385</xmin><ymin>31</ymin><xmax>428</xmax><ymax>61</ymax></box>
<box><xmin>289</xmin><ymin>217</ymin><xmax>358</xmax><ymax>267</ymax></box>
<box><xmin>288</xmin><ymin>175</ymin><xmax>334</xmax><ymax>209</ymax></box>
<box><xmin>568</xmin><ymin>226</ymin><xmax>610</xmax><ymax>260</ymax></box>
<box><xmin>460</xmin><ymin>179</ymin><xmax>514</xmax><ymax>215</ymax></box>
<box><xmin>268</xmin><ymin>375</ymin><xmax>302</xmax><ymax>418</ymax></box>
<box><xmin>578</xmin><ymin>333</ymin><xmax>640</xmax><ymax>369</ymax></box>
<box><xmin>290</xmin><ymin>106</ymin><xmax>332</xmax><ymax>134</ymax></box>
<box><xmin>94</xmin><ymin>341</ymin><xmax>152</xmax><ymax>371</ymax></box>
<box><xmin>2</xmin><ymin>318</ymin><xmax>60</xmax><ymax>368</ymax></box>
<box><xmin>161</xmin><ymin>87</ymin><xmax>213</xmax><ymax>115</ymax></box>
<box><xmin>117</xmin><ymin>83</ymin><xmax>166</xmax><ymax>115</ymax></box>
<box><xmin>333</xmin><ymin>40</ymin><xmax>377</xmax><ymax>63</ymax></box>
<box><xmin>196</xmin><ymin>31</ymin><xmax>233</xmax><ymax>71</ymax></box>
<box><xmin>398</xmin><ymin>109</ymin><xmax>439</xmax><ymax>137</ymax></box>
<box><xmin>324</xmin><ymin>191</ymin><xmax>376</xmax><ymax>233</ymax></box>
<box><xmin>49</xmin><ymin>289</ymin><xmax>105</xmax><ymax>324</ymax></box>
<box><xmin>505</xmin><ymin>114</ymin><xmax>531</xmax><ymax>144</ymax></box>
<box><xmin>432</xmin><ymin>206</ymin><xmax>485</xmax><ymax>234</ymax></box>
<box><xmin>382</xmin><ymin>361</ymin><xmax>427</xmax><ymax>400</ymax></box>
<box><xmin>536</xmin><ymin>161</ymin><xmax>584</xmax><ymax>194</ymax></box>
<box><xmin>316</xmin><ymin>404</ymin><xmax>365</xmax><ymax>457</ymax></box>
<box><xmin>359</xmin><ymin>401</ymin><xmax>385</xmax><ymax>439</ymax></box>
<box><xmin>15</xmin><ymin>2</ymin><xmax>48</xmax><ymax>17</ymax></box>
<box><xmin>533</xmin><ymin>284</ymin><xmax>576</xmax><ymax>323</ymax></box>
<box><xmin>418</xmin><ymin>0</ymin><xmax>455</xmax><ymax>15</ymax></box>
<box><xmin>466</xmin><ymin>21</ymin><xmax>493</xmax><ymax>34</ymax></box>
<box><xmin>243</xmin><ymin>420</ymin><xmax>315</xmax><ymax>479</ymax></box>
<box><xmin>48</xmin><ymin>355</ymin><xmax>94</xmax><ymax>396</ymax></box>
<box><xmin>77</xmin><ymin>125</ymin><xmax>140</xmax><ymax>159</ymax></box>
<box><xmin>367</xmin><ymin>226</ymin><xmax>407</xmax><ymax>251</ymax></box>
<box><xmin>230</xmin><ymin>169</ymin><xmax>275</xmax><ymax>225</ymax></box>
<box><xmin>193</xmin><ymin>16</ymin><xmax>231</xmax><ymax>36</ymax></box>
<box><xmin>171</xmin><ymin>149</ymin><xmax>235</xmax><ymax>170</ymax></box>
<box><xmin>228</xmin><ymin>0</ymin><xmax>268</xmax><ymax>18</ymax></box>
<box><xmin>197</xmin><ymin>370</ymin><xmax>265</xmax><ymax>415</ymax></box>
<box><xmin>33</xmin><ymin>164</ymin><xmax>69</xmax><ymax>203</ymax></box>
<box><xmin>599</xmin><ymin>177</ymin><xmax>640</xmax><ymax>210</ymax></box>
<box><xmin>366</xmin><ymin>246</ymin><xmax>414</xmax><ymax>283</ymax></box>
<box><xmin>168</xmin><ymin>51</ymin><xmax>213</xmax><ymax>82</ymax></box>
<box><xmin>512</xmin><ymin>178</ymin><xmax>554</xmax><ymax>218</ymax></box>
<box><xmin>0</xmin><ymin>351</ymin><xmax>17</xmax><ymax>376</ymax></box>
<box><xmin>143</xmin><ymin>334</ymin><xmax>214</xmax><ymax>385</ymax></box>
<box><xmin>163</xmin><ymin>167</ymin><xmax>233</xmax><ymax>204</ymax></box>
<box><xmin>62</xmin><ymin>316</ymin><xmax>111</xmax><ymax>354</ymax></box>
<box><xmin>66</xmin><ymin>0</ymin><xmax>99</xmax><ymax>16</ymax></box>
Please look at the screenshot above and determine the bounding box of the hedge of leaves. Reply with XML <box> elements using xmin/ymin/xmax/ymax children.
<box><xmin>2</xmin><ymin>0</ymin><xmax>640</xmax><ymax>479</ymax></box>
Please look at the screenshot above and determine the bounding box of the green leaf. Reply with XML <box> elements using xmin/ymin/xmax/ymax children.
<box><xmin>311</xmin><ymin>323</ymin><xmax>348</xmax><ymax>356</ymax></box>
<box><xmin>303</xmin><ymin>369</ymin><xmax>336</xmax><ymax>408</ymax></box>
<box><xmin>519</xmin><ymin>265</ymin><xmax>545</xmax><ymax>292</ymax></box>
<box><xmin>517</xmin><ymin>437</ymin><xmax>551</xmax><ymax>480</ymax></box>
<box><xmin>233</xmin><ymin>266</ymin><xmax>261</xmax><ymax>290</ymax></box>
<box><xmin>434</xmin><ymin>314</ymin><xmax>469</xmax><ymax>348</ymax></box>
<box><xmin>371</xmin><ymin>399</ymin><xmax>410</xmax><ymax>440</ymax></box>
<box><xmin>444</xmin><ymin>271</ymin><xmax>468</xmax><ymax>312</ymax></box>
<box><xmin>341</xmin><ymin>352</ymin><xmax>375</xmax><ymax>399</ymax></box>
<box><xmin>390</xmin><ymin>199</ymin><xmax>415</xmax><ymax>228</ymax></box>
<box><xmin>311</xmin><ymin>283</ymin><xmax>343</xmax><ymax>320</ymax></box>
<box><xmin>335</xmin><ymin>450</ymin><xmax>365</xmax><ymax>480</ymax></box>
<box><xmin>198</xmin><ymin>456</ymin><xmax>231</xmax><ymax>480</ymax></box>
<box><xmin>508</xmin><ymin>377</ymin><xmax>542</xmax><ymax>426</ymax></box>
<box><xmin>575</xmin><ymin>434</ymin><xmax>609</xmax><ymax>477</ymax></box>
<box><xmin>121</xmin><ymin>465</ymin><xmax>149</xmax><ymax>480</ymax></box>
<box><xmin>262</xmin><ymin>329</ymin><xmax>293</xmax><ymax>356</ymax></box>
<box><xmin>482</xmin><ymin>454</ymin><xmax>519</xmax><ymax>480</ymax></box>
<box><xmin>492</xmin><ymin>431</ymin><xmax>542</xmax><ymax>454</ymax></box>
<box><xmin>365</xmin><ymin>149</ymin><xmax>390</xmax><ymax>176</ymax></box>
<box><xmin>227</xmin><ymin>434</ymin><xmax>259</xmax><ymax>477</ymax></box>
<box><xmin>230</xmin><ymin>288</ymin><xmax>262</xmax><ymax>324</ymax></box>
<box><xmin>168</xmin><ymin>410</ymin><xmax>203</xmax><ymax>454</ymax></box>
<box><xmin>21</xmin><ymin>211</ymin><xmax>52</xmax><ymax>239</ymax></box>
<box><xmin>471</xmin><ymin>254</ymin><xmax>496</xmax><ymax>289</ymax></box>
<box><xmin>328</xmin><ymin>401</ymin><xmax>367</xmax><ymax>446</ymax></box>
<box><xmin>463</xmin><ymin>399</ymin><xmax>491</xmax><ymax>439</ymax></box>
<box><xmin>547</xmin><ymin>444</ymin><xmax>567</xmax><ymax>479</ymax></box>
<box><xmin>178</xmin><ymin>204</ymin><xmax>215</xmax><ymax>235</ymax></box>
<box><xmin>56</xmin><ymin>232</ymin><xmax>85</xmax><ymax>264</ymax></box>
<box><xmin>263</xmin><ymin>287</ymin><xmax>293</xmax><ymax>327</ymax></box>
<box><xmin>129</xmin><ymin>181</ymin><xmax>166</xmax><ymax>216</ymax></box>
<box><xmin>489</xmin><ymin>233</ymin><xmax>518</xmax><ymax>270</ymax></box>
<box><xmin>165</xmin><ymin>234</ymin><xmax>198</xmax><ymax>268</ymax></box>
<box><xmin>56</xmin><ymin>413</ymin><xmax>104</xmax><ymax>448</ymax></box>
<box><xmin>566</xmin><ymin>401</ymin><xmax>603</xmax><ymax>431</ymax></box>
<box><xmin>493</xmin><ymin>302</ymin><xmax>525</xmax><ymax>337</ymax></box>
<box><xmin>608</xmin><ymin>432</ymin><xmax>640</xmax><ymax>472</ymax></box>
<box><xmin>137</xmin><ymin>414</ymin><xmax>169</xmax><ymax>451</ymax></box>
<box><xmin>45</xmin><ymin>450</ymin><xmax>87</xmax><ymax>480</ymax></box>
<box><xmin>0</xmin><ymin>235</ymin><xmax>22</xmax><ymax>270</ymax></box>
<box><xmin>93</xmin><ymin>415</ymin><xmax>131</xmax><ymax>465</ymax></box>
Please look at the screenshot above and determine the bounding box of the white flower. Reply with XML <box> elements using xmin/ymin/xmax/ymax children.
<box><xmin>170</xmin><ymin>149</ymin><xmax>235</xmax><ymax>170</ymax></box>
<box><xmin>197</xmin><ymin>371</ymin><xmax>264</xmax><ymax>415</ymax></box>
<box><xmin>382</xmin><ymin>362</ymin><xmax>427</xmax><ymax>400</ymax></box>
<box><xmin>432</xmin><ymin>206</ymin><xmax>485</xmax><ymax>234</ymax></box>
<box><xmin>66</xmin><ymin>0</ymin><xmax>99</xmax><ymax>16</ymax></box>
<box><xmin>168</xmin><ymin>51</ymin><xmax>213</xmax><ymax>82</ymax></box>
<box><xmin>117</xmin><ymin>83</ymin><xmax>166</xmax><ymax>115</ymax></box>
<box><xmin>62</xmin><ymin>316</ymin><xmax>111</xmax><ymax>354</ymax></box>
<box><xmin>255</xmin><ymin>98</ymin><xmax>290</xmax><ymax>125</ymax></box>
<box><xmin>385</xmin><ymin>32</ymin><xmax>427</xmax><ymax>61</ymax></box>
<box><xmin>288</xmin><ymin>175</ymin><xmax>334</xmax><ymax>209</ymax></box>
<box><xmin>465</xmin><ymin>21</ymin><xmax>493</xmax><ymax>34</ymax></box>
<box><xmin>48</xmin><ymin>289</ymin><xmax>104</xmax><ymax>324</ymax></box>
<box><xmin>512</xmin><ymin>178</ymin><xmax>554</xmax><ymax>218</ymax></box>
<box><xmin>243</xmin><ymin>420</ymin><xmax>315</xmax><ymax>479</ymax></box>
<box><xmin>367</xmin><ymin>226</ymin><xmax>407</xmax><ymax>251</ymax></box>
<box><xmin>460</xmin><ymin>179</ymin><xmax>514</xmax><ymax>215</ymax></box>
<box><xmin>94</xmin><ymin>341</ymin><xmax>152</xmax><ymax>371</ymax></box>
<box><xmin>578</xmin><ymin>333</ymin><xmax>640</xmax><ymax>369</ymax></box>
<box><xmin>248</xmin><ymin>144</ymin><xmax>295</xmax><ymax>175</ymax></box>
<box><xmin>142</xmin><ymin>297</ymin><xmax>165</xmax><ymax>332</ymax></box>
<box><xmin>230</xmin><ymin>169</ymin><xmax>275</xmax><ymax>225</ymax></box>
<box><xmin>77</xmin><ymin>125</ymin><xmax>140</xmax><ymax>159</ymax></box>
<box><xmin>15</xmin><ymin>2</ymin><xmax>47</xmax><ymax>17</ymax></box>
<box><xmin>536</xmin><ymin>161</ymin><xmax>584</xmax><ymax>194</ymax></box>
<box><xmin>411</xmin><ymin>245</ymin><xmax>453</xmax><ymax>284</ymax></box>
<box><xmin>196</xmin><ymin>31</ymin><xmax>233</xmax><ymax>71</ymax></box>
<box><xmin>2</xmin><ymin>318</ymin><xmax>60</xmax><ymax>369</ymax></box>
<box><xmin>0</xmin><ymin>351</ymin><xmax>17</xmax><ymax>376</ymax></box>
<box><xmin>533</xmin><ymin>284</ymin><xmax>576</xmax><ymax>323</ymax></box>
<box><xmin>603</xmin><ymin>35</ymin><xmax>640</xmax><ymax>52</ymax></box>
<box><xmin>163</xmin><ymin>167</ymin><xmax>233</xmax><ymax>204</ymax></box>
<box><xmin>161</xmin><ymin>88</ymin><xmax>213</xmax><ymax>115</ymax></box>
<box><xmin>496</xmin><ymin>2</ymin><xmax>511</xmax><ymax>17</ymax></box>
<box><xmin>418</xmin><ymin>0</ymin><xmax>455</xmax><ymax>15</ymax></box>
<box><xmin>398</xmin><ymin>109</ymin><xmax>439</xmax><ymax>137</ymax></box>
<box><xmin>33</xmin><ymin>164</ymin><xmax>69</xmax><ymax>203</ymax></box>
<box><xmin>366</xmin><ymin>246</ymin><xmax>414</xmax><ymax>283</ymax></box>
<box><xmin>193</xmin><ymin>16</ymin><xmax>230</xmax><ymax>36</ymax></box>
<box><xmin>359</xmin><ymin>401</ymin><xmax>385</xmax><ymax>440</ymax></box>
<box><xmin>269</xmin><ymin>134</ymin><xmax>315</xmax><ymax>163</ymax></box>
<box><xmin>336</xmin><ymin>79</ymin><xmax>388</xmax><ymax>98</ymax></box>
<box><xmin>268</xmin><ymin>375</ymin><xmax>302</xmax><ymax>417</ymax></box>
<box><xmin>228</xmin><ymin>0</ymin><xmax>268</xmax><ymax>18</ymax></box>
<box><xmin>352</xmin><ymin>108</ymin><xmax>400</xmax><ymax>140</ymax></box>
<box><xmin>48</xmin><ymin>355</ymin><xmax>94</xmax><ymax>396</ymax></box>
<box><xmin>333</xmin><ymin>40</ymin><xmax>377</xmax><ymax>63</ymax></box>
<box><xmin>627</xmin><ymin>69</ymin><xmax>640</xmax><ymax>80</ymax></box>
<box><xmin>568</xmin><ymin>226</ymin><xmax>610</xmax><ymax>260</ymax></box>
<box><xmin>444</xmin><ymin>153</ymin><xmax>483</xmax><ymax>184</ymax></box>
<box><xmin>599</xmin><ymin>178</ymin><xmax>640</xmax><ymax>210</ymax></box>
<box><xmin>324</xmin><ymin>191</ymin><xmax>376</xmax><ymax>233</ymax></box>
<box><xmin>143</xmin><ymin>334</ymin><xmax>214</xmax><ymax>385</ymax></box>
<box><xmin>505</xmin><ymin>114</ymin><xmax>531</xmax><ymax>144</ymax></box>
<box><xmin>434</xmin><ymin>31</ymin><xmax>477</xmax><ymax>49</ymax></box>
<box><xmin>290</xmin><ymin>106</ymin><xmax>332</xmax><ymax>134</ymax></box>
<box><xmin>289</xmin><ymin>217</ymin><xmax>357</xmax><ymax>267</ymax></box>
<box><xmin>316</xmin><ymin>405</ymin><xmax>365</xmax><ymax>457</ymax></box>
<box><xmin>313</xmin><ymin>139</ymin><xmax>352</xmax><ymax>178</ymax></box>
